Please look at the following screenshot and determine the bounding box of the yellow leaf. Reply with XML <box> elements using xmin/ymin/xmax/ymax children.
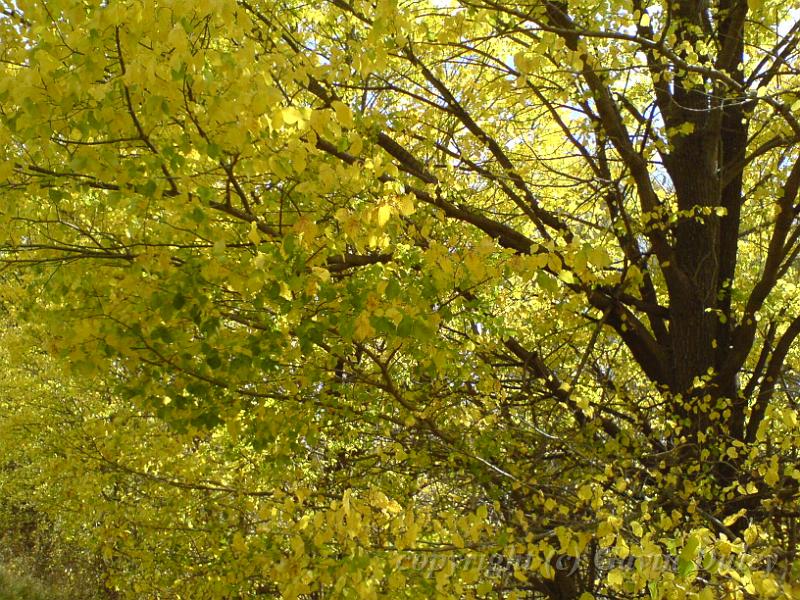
<box><xmin>248</xmin><ymin>222</ymin><xmax>261</xmax><ymax>245</ymax></box>
<box><xmin>387</xmin><ymin>571</ymin><xmax>405</xmax><ymax>590</ymax></box>
<box><xmin>397</xmin><ymin>195</ymin><xmax>416</xmax><ymax>216</ymax></box>
<box><xmin>615</xmin><ymin>537</ymin><xmax>629</xmax><ymax>559</ymax></box>
<box><xmin>290</xmin><ymin>535</ymin><xmax>305</xmax><ymax>557</ymax></box>
<box><xmin>477</xmin><ymin>581</ymin><xmax>493</xmax><ymax>595</ymax></box>
<box><xmin>349</xmin><ymin>132</ymin><xmax>363</xmax><ymax>155</ymax></box>
<box><xmin>281</xmin><ymin>106</ymin><xmax>303</xmax><ymax>126</ymax></box>
<box><xmin>462</xmin><ymin>566</ymin><xmax>480</xmax><ymax>584</ymax></box>
<box><xmin>231</xmin><ymin>532</ymin><xmax>247</xmax><ymax>555</ymax></box>
<box><xmin>744</xmin><ymin>525</ymin><xmax>759</xmax><ymax>546</ymax></box>
<box><xmin>764</xmin><ymin>462</ymin><xmax>779</xmax><ymax>486</ymax></box>
<box><xmin>587</xmin><ymin>247</ymin><xmax>611</xmax><ymax>268</ymax></box>
<box><xmin>0</xmin><ymin>160</ymin><xmax>13</xmax><ymax>180</ymax></box>
<box><xmin>723</xmin><ymin>509</ymin><xmax>746</xmax><ymax>527</ymax></box>
<box><xmin>782</xmin><ymin>408</ymin><xmax>797</xmax><ymax>428</ymax></box>
<box><xmin>309</xmin><ymin>109</ymin><xmax>329</xmax><ymax>134</ymax></box>
<box><xmin>354</xmin><ymin>313</ymin><xmax>375</xmax><ymax>340</ymax></box>
<box><xmin>755</xmin><ymin>575</ymin><xmax>779</xmax><ymax>596</ymax></box>
<box><xmin>377</xmin><ymin>204</ymin><xmax>392</xmax><ymax>227</ymax></box>
<box><xmin>607</xmin><ymin>568</ymin><xmax>624</xmax><ymax>586</ymax></box>
<box><xmin>547</xmin><ymin>253</ymin><xmax>562</xmax><ymax>273</ymax></box>
<box><xmin>167</xmin><ymin>23</ymin><xmax>188</xmax><ymax>53</ymax></box>
<box><xmin>331</xmin><ymin>101</ymin><xmax>354</xmax><ymax>128</ymax></box>
<box><xmin>698</xmin><ymin>588</ymin><xmax>714</xmax><ymax>600</ymax></box>
<box><xmin>630</xmin><ymin>521</ymin><xmax>643</xmax><ymax>537</ymax></box>
<box><xmin>559</xmin><ymin>270</ymin><xmax>575</xmax><ymax>284</ymax></box>
<box><xmin>311</xmin><ymin>267</ymin><xmax>330</xmax><ymax>282</ymax></box>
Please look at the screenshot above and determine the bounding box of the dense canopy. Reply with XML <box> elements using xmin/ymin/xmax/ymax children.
<box><xmin>1</xmin><ymin>0</ymin><xmax>799</xmax><ymax>598</ymax></box>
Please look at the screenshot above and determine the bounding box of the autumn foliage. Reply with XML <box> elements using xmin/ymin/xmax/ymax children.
<box><xmin>0</xmin><ymin>0</ymin><xmax>799</xmax><ymax>598</ymax></box>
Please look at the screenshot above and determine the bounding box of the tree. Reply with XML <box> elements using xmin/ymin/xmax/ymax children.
<box><xmin>1</xmin><ymin>0</ymin><xmax>799</xmax><ymax>597</ymax></box>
